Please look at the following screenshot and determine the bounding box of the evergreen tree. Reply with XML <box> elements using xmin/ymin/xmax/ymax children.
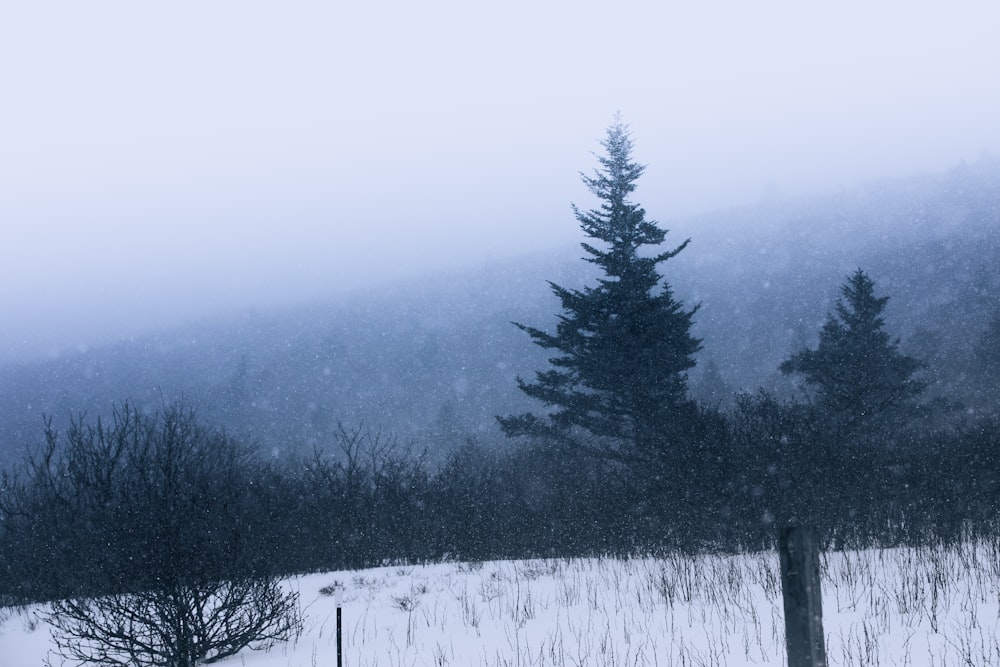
<box><xmin>780</xmin><ymin>269</ymin><xmax>924</xmax><ymax>430</ymax></box>
<box><xmin>974</xmin><ymin>308</ymin><xmax>1000</xmax><ymax>375</ymax></box>
<box><xmin>498</xmin><ymin>120</ymin><xmax>701</xmax><ymax>464</ymax></box>
<box><xmin>691</xmin><ymin>358</ymin><xmax>734</xmax><ymax>410</ymax></box>
<box><xmin>968</xmin><ymin>308</ymin><xmax>1000</xmax><ymax>413</ymax></box>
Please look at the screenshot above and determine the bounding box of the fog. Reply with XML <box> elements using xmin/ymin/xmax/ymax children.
<box><xmin>3</xmin><ymin>1</ymin><xmax>1000</xmax><ymax>360</ymax></box>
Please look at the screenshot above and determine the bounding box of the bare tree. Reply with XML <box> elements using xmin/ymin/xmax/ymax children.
<box><xmin>44</xmin><ymin>576</ymin><xmax>300</xmax><ymax>667</ymax></box>
<box><xmin>2</xmin><ymin>402</ymin><xmax>302</xmax><ymax>666</ymax></box>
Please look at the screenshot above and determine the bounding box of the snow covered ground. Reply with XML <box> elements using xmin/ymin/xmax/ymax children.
<box><xmin>3</xmin><ymin>540</ymin><xmax>999</xmax><ymax>666</ymax></box>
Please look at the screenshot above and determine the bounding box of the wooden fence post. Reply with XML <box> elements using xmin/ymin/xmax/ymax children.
<box><xmin>778</xmin><ymin>524</ymin><xmax>826</xmax><ymax>667</ymax></box>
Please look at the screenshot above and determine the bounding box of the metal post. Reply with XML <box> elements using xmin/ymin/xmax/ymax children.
<box><xmin>337</xmin><ymin>605</ymin><xmax>342</xmax><ymax>667</ymax></box>
<box><xmin>334</xmin><ymin>583</ymin><xmax>344</xmax><ymax>667</ymax></box>
<box><xmin>778</xmin><ymin>524</ymin><xmax>826</xmax><ymax>667</ymax></box>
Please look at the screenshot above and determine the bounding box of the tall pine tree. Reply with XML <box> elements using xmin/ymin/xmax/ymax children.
<box><xmin>498</xmin><ymin>120</ymin><xmax>701</xmax><ymax>464</ymax></box>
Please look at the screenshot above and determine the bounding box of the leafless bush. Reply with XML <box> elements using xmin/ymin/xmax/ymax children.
<box><xmin>43</xmin><ymin>576</ymin><xmax>301</xmax><ymax>667</ymax></box>
<box><xmin>2</xmin><ymin>401</ymin><xmax>303</xmax><ymax>666</ymax></box>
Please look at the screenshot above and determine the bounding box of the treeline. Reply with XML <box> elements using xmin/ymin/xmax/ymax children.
<box><xmin>2</xmin><ymin>398</ymin><xmax>998</xmax><ymax>608</ymax></box>
<box><xmin>3</xmin><ymin>121</ymin><xmax>1000</xmax><ymax>609</ymax></box>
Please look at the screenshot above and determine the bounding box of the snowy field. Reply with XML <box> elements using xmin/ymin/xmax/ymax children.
<box><xmin>3</xmin><ymin>540</ymin><xmax>1000</xmax><ymax>666</ymax></box>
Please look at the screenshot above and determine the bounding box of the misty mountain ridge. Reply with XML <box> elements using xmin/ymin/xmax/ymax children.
<box><xmin>2</xmin><ymin>157</ymin><xmax>999</xmax><ymax>467</ymax></box>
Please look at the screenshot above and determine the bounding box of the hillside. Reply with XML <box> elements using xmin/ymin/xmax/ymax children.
<box><xmin>2</xmin><ymin>158</ymin><xmax>999</xmax><ymax>468</ymax></box>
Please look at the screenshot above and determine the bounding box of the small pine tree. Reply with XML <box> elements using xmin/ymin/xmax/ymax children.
<box><xmin>780</xmin><ymin>269</ymin><xmax>924</xmax><ymax>430</ymax></box>
<box><xmin>967</xmin><ymin>308</ymin><xmax>1000</xmax><ymax>413</ymax></box>
<box><xmin>691</xmin><ymin>358</ymin><xmax>734</xmax><ymax>410</ymax></box>
<box><xmin>975</xmin><ymin>309</ymin><xmax>1000</xmax><ymax>374</ymax></box>
<box><xmin>498</xmin><ymin>120</ymin><xmax>701</xmax><ymax>463</ymax></box>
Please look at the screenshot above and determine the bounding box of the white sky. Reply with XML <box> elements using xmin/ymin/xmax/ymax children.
<box><xmin>3</xmin><ymin>1</ymin><xmax>1000</xmax><ymax>359</ymax></box>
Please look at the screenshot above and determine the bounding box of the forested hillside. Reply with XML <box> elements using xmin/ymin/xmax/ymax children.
<box><xmin>4</xmin><ymin>145</ymin><xmax>1000</xmax><ymax>665</ymax></box>
<box><xmin>2</xmin><ymin>158</ymin><xmax>999</xmax><ymax>469</ymax></box>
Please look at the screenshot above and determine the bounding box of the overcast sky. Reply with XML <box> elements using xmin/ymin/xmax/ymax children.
<box><xmin>3</xmin><ymin>1</ymin><xmax>1000</xmax><ymax>360</ymax></box>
